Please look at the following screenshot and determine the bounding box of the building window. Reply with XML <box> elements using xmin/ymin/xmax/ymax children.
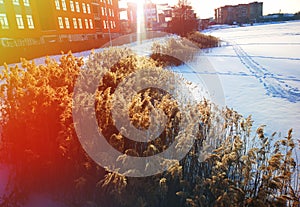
<box><xmin>84</xmin><ymin>18</ymin><xmax>89</xmax><ymax>29</ymax></box>
<box><xmin>110</xmin><ymin>20</ymin><xmax>113</xmax><ymax>28</ymax></box>
<box><xmin>78</xmin><ymin>18</ymin><xmax>82</xmax><ymax>29</ymax></box>
<box><xmin>15</xmin><ymin>14</ymin><xmax>24</xmax><ymax>29</ymax></box>
<box><xmin>70</xmin><ymin>0</ymin><xmax>74</xmax><ymax>11</ymax></box>
<box><xmin>65</xmin><ymin>17</ymin><xmax>70</xmax><ymax>29</ymax></box>
<box><xmin>26</xmin><ymin>15</ymin><xmax>34</xmax><ymax>29</ymax></box>
<box><xmin>103</xmin><ymin>20</ymin><xmax>106</xmax><ymax>29</ymax></box>
<box><xmin>113</xmin><ymin>20</ymin><xmax>116</xmax><ymax>28</ymax></box>
<box><xmin>58</xmin><ymin>17</ymin><xmax>64</xmax><ymax>28</ymax></box>
<box><xmin>61</xmin><ymin>0</ymin><xmax>67</xmax><ymax>10</ymax></box>
<box><xmin>101</xmin><ymin>7</ymin><xmax>107</xmax><ymax>16</ymax></box>
<box><xmin>0</xmin><ymin>14</ymin><xmax>9</xmax><ymax>29</ymax></box>
<box><xmin>108</xmin><ymin>8</ymin><xmax>111</xmax><ymax>16</ymax></box>
<box><xmin>23</xmin><ymin>0</ymin><xmax>30</xmax><ymax>6</ymax></box>
<box><xmin>89</xmin><ymin>19</ymin><xmax>93</xmax><ymax>29</ymax></box>
<box><xmin>72</xmin><ymin>18</ymin><xmax>77</xmax><ymax>29</ymax></box>
<box><xmin>87</xmin><ymin>4</ymin><xmax>91</xmax><ymax>14</ymax></box>
<box><xmin>55</xmin><ymin>0</ymin><xmax>60</xmax><ymax>10</ymax></box>
<box><xmin>75</xmin><ymin>1</ymin><xmax>80</xmax><ymax>12</ymax></box>
<box><xmin>82</xmin><ymin>3</ymin><xmax>86</xmax><ymax>13</ymax></box>
<box><xmin>112</xmin><ymin>9</ymin><xmax>114</xmax><ymax>17</ymax></box>
<box><xmin>13</xmin><ymin>0</ymin><xmax>20</xmax><ymax>5</ymax></box>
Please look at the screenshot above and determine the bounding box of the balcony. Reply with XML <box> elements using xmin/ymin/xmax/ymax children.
<box><xmin>91</xmin><ymin>0</ymin><xmax>99</xmax><ymax>5</ymax></box>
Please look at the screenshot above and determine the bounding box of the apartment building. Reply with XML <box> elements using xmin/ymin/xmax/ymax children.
<box><xmin>0</xmin><ymin>0</ymin><xmax>120</xmax><ymax>47</ymax></box>
<box><xmin>126</xmin><ymin>2</ymin><xmax>137</xmax><ymax>32</ymax></box>
<box><xmin>0</xmin><ymin>0</ymin><xmax>41</xmax><ymax>47</ymax></box>
<box><xmin>35</xmin><ymin>0</ymin><xmax>97</xmax><ymax>43</ymax></box>
<box><xmin>215</xmin><ymin>1</ymin><xmax>263</xmax><ymax>25</ymax></box>
<box><xmin>91</xmin><ymin>0</ymin><xmax>119</xmax><ymax>38</ymax></box>
<box><xmin>144</xmin><ymin>2</ymin><xmax>157</xmax><ymax>29</ymax></box>
<box><xmin>127</xmin><ymin>1</ymin><xmax>158</xmax><ymax>32</ymax></box>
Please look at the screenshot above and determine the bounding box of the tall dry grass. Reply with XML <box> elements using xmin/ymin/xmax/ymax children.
<box><xmin>187</xmin><ymin>32</ymin><xmax>220</xmax><ymax>49</ymax></box>
<box><xmin>150</xmin><ymin>33</ymin><xmax>219</xmax><ymax>67</ymax></box>
<box><xmin>0</xmin><ymin>46</ymin><xmax>298</xmax><ymax>207</ymax></box>
<box><xmin>150</xmin><ymin>37</ymin><xmax>199</xmax><ymax>66</ymax></box>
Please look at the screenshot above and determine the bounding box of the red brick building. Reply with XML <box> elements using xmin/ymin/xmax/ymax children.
<box><xmin>0</xmin><ymin>0</ymin><xmax>42</xmax><ymax>47</ymax></box>
<box><xmin>215</xmin><ymin>1</ymin><xmax>263</xmax><ymax>25</ymax></box>
<box><xmin>126</xmin><ymin>1</ymin><xmax>158</xmax><ymax>33</ymax></box>
<box><xmin>0</xmin><ymin>0</ymin><xmax>120</xmax><ymax>63</ymax></box>
<box><xmin>35</xmin><ymin>0</ymin><xmax>97</xmax><ymax>43</ymax></box>
<box><xmin>91</xmin><ymin>0</ymin><xmax>120</xmax><ymax>38</ymax></box>
<box><xmin>34</xmin><ymin>0</ymin><xmax>120</xmax><ymax>42</ymax></box>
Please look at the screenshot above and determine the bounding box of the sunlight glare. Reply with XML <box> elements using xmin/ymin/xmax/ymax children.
<box><xmin>136</xmin><ymin>0</ymin><xmax>146</xmax><ymax>44</ymax></box>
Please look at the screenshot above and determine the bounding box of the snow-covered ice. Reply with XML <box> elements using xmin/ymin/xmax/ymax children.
<box><xmin>197</xmin><ymin>21</ymin><xmax>300</xmax><ymax>137</ymax></box>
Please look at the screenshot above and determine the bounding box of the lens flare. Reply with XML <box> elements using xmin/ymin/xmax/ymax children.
<box><xmin>136</xmin><ymin>0</ymin><xmax>146</xmax><ymax>44</ymax></box>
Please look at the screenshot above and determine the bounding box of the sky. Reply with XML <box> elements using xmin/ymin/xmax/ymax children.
<box><xmin>122</xmin><ymin>0</ymin><xmax>300</xmax><ymax>19</ymax></box>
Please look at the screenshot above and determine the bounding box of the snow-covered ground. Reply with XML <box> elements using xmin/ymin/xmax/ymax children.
<box><xmin>200</xmin><ymin>21</ymin><xmax>300</xmax><ymax>137</ymax></box>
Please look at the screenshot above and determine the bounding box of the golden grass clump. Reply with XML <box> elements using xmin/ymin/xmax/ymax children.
<box><xmin>150</xmin><ymin>37</ymin><xmax>199</xmax><ymax>66</ymax></box>
<box><xmin>0</xmin><ymin>46</ymin><xmax>299</xmax><ymax>207</ymax></box>
<box><xmin>186</xmin><ymin>31</ymin><xmax>220</xmax><ymax>49</ymax></box>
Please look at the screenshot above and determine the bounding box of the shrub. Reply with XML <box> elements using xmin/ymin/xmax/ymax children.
<box><xmin>99</xmin><ymin>100</ymin><xmax>300</xmax><ymax>207</ymax></box>
<box><xmin>0</xmin><ymin>48</ymin><xmax>187</xmax><ymax>206</ymax></box>
<box><xmin>186</xmin><ymin>32</ymin><xmax>220</xmax><ymax>49</ymax></box>
<box><xmin>150</xmin><ymin>33</ymin><xmax>219</xmax><ymax>67</ymax></box>
<box><xmin>150</xmin><ymin>37</ymin><xmax>199</xmax><ymax>67</ymax></box>
<box><xmin>176</xmin><ymin>111</ymin><xmax>300</xmax><ymax>207</ymax></box>
<box><xmin>0</xmin><ymin>53</ymin><xmax>106</xmax><ymax>206</ymax></box>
